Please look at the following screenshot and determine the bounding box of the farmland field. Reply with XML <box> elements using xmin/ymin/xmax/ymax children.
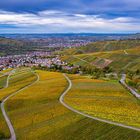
<box><xmin>0</xmin><ymin>70</ymin><xmax>140</xmax><ymax>140</ymax></box>
<box><xmin>65</xmin><ymin>74</ymin><xmax>140</xmax><ymax>128</ymax></box>
<box><xmin>0</xmin><ymin>68</ymin><xmax>37</xmax><ymax>101</ymax></box>
<box><xmin>0</xmin><ymin>75</ymin><xmax>7</xmax><ymax>89</ymax></box>
<box><xmin>0</xmin><ymin>73</ymin><xmax>3</xmax><ymax>76</ymax></box>
<box><xmin>0</xmin><ymin>68</ymin><xmax>37</xmax><ymax>139</ymax></box>
<box><xmin>0</xmin><ymin>74</ymin><xmax>9</xmax><ymax>138</ymax></box>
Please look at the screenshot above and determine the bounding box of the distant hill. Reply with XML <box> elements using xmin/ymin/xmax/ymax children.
<box><xmin>1</xmin><ymin>33</ymin><xmax>140</xmax><ymax>40</ymax></box>
<box><xmin>81</xmin><ymin>40</ymin><xmax>140</xmax><ymax>53</ymax></box>
<box><xmin>61</xmin><ymin>39</ymin><xmax>140</xmax><ymax>72</ymax></box>
<box><xmin>0</xmin><ymin>37</ymin><xmax>25</xmax><ymax>55</ymax></box>
<box><xmin>61</xmin><ymin>47</ymin><xmax>140</xmax><ymax>72</ymax></box>
<box><xmin>0</xmin><ymin>37</ymin><xmax>58</xmax><ymax>56</ymax></box>
<box><xmin>60</xmin><ymin>39</ymin><xmax>140</xmax><ymax>55</ymax></box>
<box><xmin>128</xmin><ymin>33</ymin><xmax>140</xmax><ymax>39</ymax></box>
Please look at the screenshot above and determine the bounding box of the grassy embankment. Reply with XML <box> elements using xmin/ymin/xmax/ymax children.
<box><xmin>4</xmin><ymin>70</ymin><xmax>140</xmax><ymax>140</ymax></box>
<box><xmin>0</xmin><ymin>68</ymin><xmax>37</xmax><ymax>139</ymax></box>
<box><xmin>65</xmin><ymin>74</ymin><xmax>140</xmax><ymax>128</ymax></box>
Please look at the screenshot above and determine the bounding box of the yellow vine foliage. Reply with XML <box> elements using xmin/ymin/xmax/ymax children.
<box><xmin>65</xmin><ymin>74</ymin><xmax>140</xmax><ymax>128</ymax></box>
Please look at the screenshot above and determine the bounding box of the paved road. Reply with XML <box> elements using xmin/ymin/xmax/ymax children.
<box><xmin>0</xmin><ymin>70</ymin><xmax>39</xmax><ymax>140</ymax></box>
<box><xmin>60</xmin><ymin>74</ymin><xmax>140</xmax><ymax>132</ymax></box>
<box><xmin>120</xmin><ymin>74</ymin><xmax>140</xmax><ymax>99</ymax></box>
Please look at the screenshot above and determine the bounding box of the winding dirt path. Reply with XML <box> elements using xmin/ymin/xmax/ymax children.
<box><xmin>73</xmin><ymin>56</ymin><xmax>90</xmax><ymax>64</ymax></box>
<box><xmin>0</xmin><ymin>70</ymin><xmax>39</xmax><ymax>140</ymax></box>
<box><xmin>60</xmin><ymin>74</ymin><xmax>140</xmax><ymax>132</ymax></box>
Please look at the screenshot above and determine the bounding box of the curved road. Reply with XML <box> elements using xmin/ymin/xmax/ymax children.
<box><xmin>60</xmin><ymin>74</ymin><xmax>140</xmax><ymax>132</ymax></box>
<box><xmin>0</xmin><ymin>70</ymin><xmax>39</xmax><ymax>140</ymax></box>
<box><xmin>120</xmin><ymin>74</ymin><xmax>140</xmax><ymax>99</ymax></box>
<box><xmin>0</xmin><ymin>70</ymin><xmax>14</xmax><ymax>89</ymax></box>
<box><xmin>4</xmin><ymin>69</ymin><xmax>16</xmax><ymax>89</ymax></box>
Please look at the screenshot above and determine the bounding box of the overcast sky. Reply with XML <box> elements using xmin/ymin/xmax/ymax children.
<box><xmin>0</xmin><ymin>0</ymin><xmax>140</xmax><ymax>33</ymax></box>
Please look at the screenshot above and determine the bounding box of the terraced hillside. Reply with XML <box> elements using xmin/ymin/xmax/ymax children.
<box><xmin>65</xmin><ymin>74</ymin><xmax>140</xmax><ymax>128</ymax></box>
<box><xmin>62</xmin><ymin>47</ymin><xmax>140</xmax><ymax>71</ymax></box>
<box><xmin>0</xmin><ymin>69</ymin><xmax>140</xmax><ymax>139</ymax></box>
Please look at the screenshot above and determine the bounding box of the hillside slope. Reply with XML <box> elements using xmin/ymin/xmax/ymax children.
<box><xmin>0</xmin><ymin>70</ymin><xmax>140</xmax><ymax>139</ymax></box>
<box><xmin>80</xmin><ymin>40</ymin><xmax>140</xmax><ymax>53</ymax></box>
<box><xmin>61</xmin><ymin>47</ymin><xmax>140</xmax><ymax>72</ymax></box>
<box><xmin>60</xmin><ymin>39</ymin><xmax>140</xmax><ymax>55</ymax></box>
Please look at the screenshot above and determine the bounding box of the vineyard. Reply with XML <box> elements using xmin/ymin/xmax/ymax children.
<box><xmin>61</xmin><ymin>47</ymin><xmax>140</xmax><ymax>71</ymax></box>
<box><xmin>0</xmin><ymin>69</ymin><xmax>140</xmax><ymax>139</ymax></box>
<box><xmin>65</xmin><ymin>74</ymin><xmax>140</xmax><ymax>128</ymax></box>
<box><xmin>0</xmin><ymin>68</ymin><xmax>37</xmax><ymax>138</ymax></box>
